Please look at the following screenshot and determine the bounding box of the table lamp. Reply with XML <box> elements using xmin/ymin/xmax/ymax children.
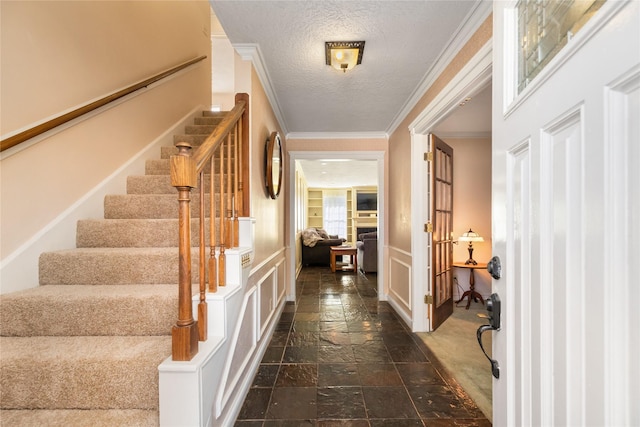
<box><xmin>458</xmin><ymin>228</ymin><xmax>484</xmax><ymax>265</ymax></box>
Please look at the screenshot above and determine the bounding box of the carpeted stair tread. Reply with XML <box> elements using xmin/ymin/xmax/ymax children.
<box><xmin>185</xmin><ymin>124</ymin><xmax>218</xmax><ymax>134</ymax></box>
<box><xmin>202</xmin><ymin>110</ymin><xmax>228</xmax><ymax>118</ymax></box>
<box><xmin>145</xmin><ymin>157</ymin><xmax>230</xmax><ymax>175</ymax></box>
<box><xmin>0</xmin><ymin>335</ymin><xmax>170</xmax><ymax>410</ymax></box>
<box><xmin>172</xmin><ymin>134</ymin><xmax>209</xmax><ymax>146</ymax></box>
<box><xmin>145</xmin><ymin>159</ymin><xmax>172</xmax><ymax>175</ymax></box>
<box><xmin>144</xmin><ymin>158</ymin><xmax>224</xmax><ymax>175</ymax></box>
<box><xmin>0</xmin><ymin>409</ymin><xmax>159</xmax><ymax>427</ymax></box>
<box><xmin>0</xmin><ymin>285</ymin><xmax>176</xmax><ymax>337</ymax></box>
<box><xmin>194</xmin><ymin>116</ymin><xmax>225</xmax><ymax>125</ymax></box>
<box><xmin>77</xmin><ymin>218</ymin><xmax>215</xmax><ymax>248</ymax></box>
<box><xmin>39</xmin><ymin>247</ymin><xmax>201</xmax><ymax>285</ymax></box>
<box><xmin>127</xmin><ymin>173</ymin><xmax>216</xmax><ymax>194</ymax></box>
<box><xmin>161</xmin><ymin>144</ymin><xmax>237</xmax><ymax>160</ymax></box>
<box><xmin>104</xmin><ymin>193</ymin><xmax>216</xmax><ymax>219</ymax></box>
<box><xmin>126</xmin><ymin>175</ymin><xmax>175</xmax><ymax>194</ymax></box>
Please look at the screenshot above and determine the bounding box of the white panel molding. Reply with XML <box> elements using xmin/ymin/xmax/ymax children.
<box><xmin>275</xmin><ymin>258</ymin><xmax>286</xmax><ymax>305</ymax></box>
<box><xmin>249</xmin><ymin>247</ymin><xmax>285</xmax><ymax>278</ymax></box>
<box><xmin>386</xmin><ymin>245</ymin><xmax>412</xmax><ymax>258</ymax></box>
<box><xmin>386</xmin><ymin>256</ymin><xmax>412</xmax><ymax>328</ymax></box>
<box><xmin>215</xmin><ymin>298</ymin><xmax>287</xmax><ymax>426</ymax></box>
<box><xmin>506</xmin><ymin>138</ymin><xmax>532</xmax><ymax>425</ymax></box>
<box><xmin>604</xmin><ymin>65</ymin><xmax>640</xmax><ymax>426</ymax></box>
<box><xmin>540</xmin><ymin>105</ymin><xmax>585</xmax><ymax>426</ymax></box>
<box><xmin>215</xmin><ymin>285</ymin><xmax>258</xmax><ymax>417</ymax></box>
<box><xmin>256</xmin><ymin>266</ymin><xmax>277</xmax><ymax>339</ymax></box>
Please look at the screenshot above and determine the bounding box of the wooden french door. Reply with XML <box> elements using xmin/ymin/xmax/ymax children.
<box><xmin>429</xmin><ymin>134</ymin><xmax>454</xmax><ymax>331</ymax></box>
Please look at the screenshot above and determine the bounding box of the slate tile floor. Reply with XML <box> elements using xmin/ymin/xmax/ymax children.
<box><xmin>235</xmin><ymin>267</ymin><xmax>491</xmax><ymax>426</ymax></box>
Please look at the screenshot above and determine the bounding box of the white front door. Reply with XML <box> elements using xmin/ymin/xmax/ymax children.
<box><xmin>492</xmin><ymin>1</ymin><xmax>639</xmax><ymax>425</ymax></box>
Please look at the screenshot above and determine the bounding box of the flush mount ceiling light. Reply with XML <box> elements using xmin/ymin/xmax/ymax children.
<box><xmin>325</xmin><ymin>41</ymin><xmax>365</xmax><ymax>73</ymax></box>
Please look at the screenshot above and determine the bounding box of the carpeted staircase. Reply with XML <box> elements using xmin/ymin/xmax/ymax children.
<box><xmin>0</xmin><ymin>111</ymin><xmax>227</xmax><ymax>426</ymax></box>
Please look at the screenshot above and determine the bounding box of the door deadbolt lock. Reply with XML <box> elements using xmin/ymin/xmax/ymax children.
<box><xmin>487</xmin><ymin>256</ymin><xmax>501</xmax><ymax>280</ymax></box>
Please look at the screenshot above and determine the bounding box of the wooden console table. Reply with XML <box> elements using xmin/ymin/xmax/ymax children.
<box><xmin>453</xmin><ymin>262</ymin><xmax>487</xmax><ymax>309</ymax></box>
<box><xmin>330</xmin><ymin>246</ymin><xmax>357</xmax><ymax>273</ymax></box>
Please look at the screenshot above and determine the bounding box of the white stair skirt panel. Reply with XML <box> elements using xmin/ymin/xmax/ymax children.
<box><xmin>158</xmin><ymin>217</ymin><xmax>288</xmax><ymax>426</ymax></box>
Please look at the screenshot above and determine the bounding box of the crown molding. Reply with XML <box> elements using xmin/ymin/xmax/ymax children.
<box><xmin>233</xmin><ymin>43</ymin><xmax>289</xmax><ymax>135</ymax></box>
<box><xmin>386</xmin><ymin>0</ymin><xmax>493</xmax><ymax>135</ymax></box>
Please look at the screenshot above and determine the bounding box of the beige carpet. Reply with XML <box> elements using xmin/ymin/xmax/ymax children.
<box><xmin>416</xmin><ymin>303</ymin><xmax>493</xmax><ymax>422</ymax></box>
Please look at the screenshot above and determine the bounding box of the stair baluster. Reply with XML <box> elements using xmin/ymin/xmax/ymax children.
<box><xmin>218</xmin><ymin>135</ymin><xmax>226</xmax><ymax>288</ymax></box>
<box><xmin>233</xmin><ymin>123</ymin><xmax>240</xmax><ymax>247</ymax></box>
<box><xmin>197</xmin><ymin>170</ymin><xmax>207</xmax><ymax>342</ymax></box>
<box><xmin>226</xmin><ymin>133</ymin><xmax>233</xmax><ymax>247</ymax></box>
<box><xmin>208</xmin><ymin>154</ymin><xmax>218</xmax><ymax>294</ymax></box>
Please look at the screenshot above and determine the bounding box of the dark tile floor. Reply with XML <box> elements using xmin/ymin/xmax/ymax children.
<box><xmin>235</xmin><ymin>266</ymin><xmax>491</xmax><ymax>426</ymax></box>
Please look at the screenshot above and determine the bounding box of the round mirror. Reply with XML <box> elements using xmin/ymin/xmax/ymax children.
<box><xmin>265</xmin><ymin>131</ymin><xmax>283</xmax><ymax>199</ymax></box>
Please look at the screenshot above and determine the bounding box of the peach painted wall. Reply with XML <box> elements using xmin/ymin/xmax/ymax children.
<box><xmin>388</xmin><ymin>15</ymin><xmax>492</xmax><ymax>254</ymax></box>
<box><xmin>0</xmin><ymin>1</ymin><xmax>212</xmax><ymax>292</ymax></box>
<box><xmin>249</xmin><ymin>67</ymin><xmax>287</xmax><ymax>264</ymax></box>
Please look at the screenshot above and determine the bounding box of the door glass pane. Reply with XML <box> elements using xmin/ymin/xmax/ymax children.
<box><xmin>517</xmin><ymin>0</ymin><xmax>605</xmax><ymax>94</ymax></box>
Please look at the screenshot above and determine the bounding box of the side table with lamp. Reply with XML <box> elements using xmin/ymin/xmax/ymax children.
<box><xmin>454</xmin><ymin>229</ymin><xmax>485</xmax><ymax>309</ymax></box>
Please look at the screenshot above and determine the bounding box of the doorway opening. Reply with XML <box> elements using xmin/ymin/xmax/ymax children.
<box><xmin>287</xmin><ymin>151</ymin><xmax>385</xmax><ymax>303</ymax></box>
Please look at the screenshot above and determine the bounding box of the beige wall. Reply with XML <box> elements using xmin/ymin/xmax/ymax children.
<box><xmin>445</xmin><ymin>136</ymin><xmax>492</xmax><ymax>298</ymax></box>
<box><xmin>1</xmin><ymin>1</ymin><xmax>212</xmax><ymax>291</ymax></box>
<box><xmin>388</xmin><ymin>15</ymin><xmax>493</xmax><ymax>253</ymax></box>
<box><xmin>249</xmin><ymin>67</ymin><xmax>287</xmax><ymax>264</ymax></box>
<box><xmin>445</xmin><ymin>137</ymin><xmax>492</xmax><ymax>263</ymax></box>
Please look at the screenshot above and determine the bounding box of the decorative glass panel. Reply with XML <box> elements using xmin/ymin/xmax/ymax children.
<box><xmin>517</xmin><ymin>0</ymin><xmax>605</xmax><ymax>93</ymax></box>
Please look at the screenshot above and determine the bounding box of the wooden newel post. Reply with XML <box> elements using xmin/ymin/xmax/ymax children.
<box><xmin>170</xmin><ymin>142</ymin><xmax>199</xmax><ymax>361</ymax></box>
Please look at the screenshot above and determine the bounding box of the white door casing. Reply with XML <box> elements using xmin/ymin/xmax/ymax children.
<box><xmin>492</xmin><ymin>1</ymin><xmax>639</xmax><ymax>425</ymax></box>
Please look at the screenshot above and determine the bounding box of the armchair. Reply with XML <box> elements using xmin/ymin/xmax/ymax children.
<box><xmin>356</xmin><ymin>231</ymin><xmax>378</xmax><ymax>273</ymax></box>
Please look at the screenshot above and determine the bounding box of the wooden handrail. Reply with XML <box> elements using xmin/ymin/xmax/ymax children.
<box><xmin>169</xmin><ymin>93</ymin><xmax>250</xmax><ymax>361</ymax></box>
<box><xmin>0</xmin><ymin>55</ymin><xmax>207</xmax><ymax>152</ymax></box>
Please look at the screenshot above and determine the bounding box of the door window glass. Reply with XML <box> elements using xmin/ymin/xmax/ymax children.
<box><xmin>517</xmin><ymin>0</ymin><xmax>605</xmax><ymax>93</ymax></box>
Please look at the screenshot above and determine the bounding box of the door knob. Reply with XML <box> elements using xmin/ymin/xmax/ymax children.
<box><xmin>487</xmin><ymin>256</ymin><xmax>501</xmax><ymax>279</ymax></box>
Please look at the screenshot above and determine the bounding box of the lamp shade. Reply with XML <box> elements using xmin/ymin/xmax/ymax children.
<box><xmin>325</xmin><ymin>41</ymin><xmax>365</xmax><ymax>72</ymax></box>
<box><xmin>458</xmin><ymin>228</ymin><xmax>484</xmax><ymax>242</ymax></box>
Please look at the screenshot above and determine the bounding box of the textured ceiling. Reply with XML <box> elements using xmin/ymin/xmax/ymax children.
<box><xmin>210</xmin><ymin>1</ymin><xmax>491</xmax><ymax>188</ymax></box>
<box><xmin>210</xmin><ymin>1</ymin><xmax>488</xmax><ymax>136</ymax></box>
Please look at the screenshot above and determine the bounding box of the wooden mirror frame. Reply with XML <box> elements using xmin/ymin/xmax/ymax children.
<box><xmin>265</xmin><ymin>131</ymin><xmax>283</xmax><ymax>199</ymax></box>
